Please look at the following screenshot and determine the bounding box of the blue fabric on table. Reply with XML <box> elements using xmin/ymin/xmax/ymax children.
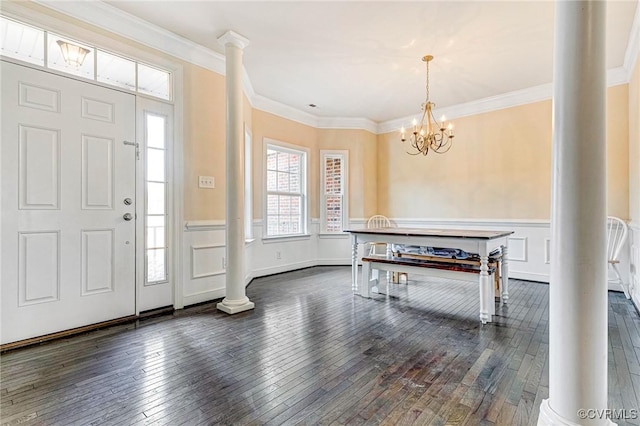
<box><xmin>391</xmin><ymin>244</ymin><xmax>472</xmax><ymax>259</ymax></box>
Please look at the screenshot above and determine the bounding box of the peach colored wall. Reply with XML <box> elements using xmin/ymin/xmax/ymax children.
<box><xmin>182</xmin><ymin>74</ymin><xmax>253</xmax><ymax>221</ymax></box>
<box><xmin>251</xmin><ymin>110</ymin><xmax>319</xmax><ymax>219</ymax></box>
<box><xmin>182</xmin><ymin>65</ymin><xmax>227</xmax><ymax>220</ymax></box>
<box><xmin>607</xmin><ymin>84</ymin><xmax>630</xmax><ymax>219</ymax></box>
<box><xmin>377</xmin><ymin>84</ymin><xmax>629</xmax><ymax>220</ymax></box>
<box><xmin>630</xmin><ymin>56</ymin><xmax>640</xmax><ymax>223</ymax></box>
<box><xmin>318</xmin><ymin>129</ymin><xmax>378</xmax><ymax>219</ymax></box>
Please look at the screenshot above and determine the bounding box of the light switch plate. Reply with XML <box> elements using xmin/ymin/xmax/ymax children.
<box><xmin>199</xmin><ymin>176</ymin><xmax>215</xmax><ymax>188</ymax></box>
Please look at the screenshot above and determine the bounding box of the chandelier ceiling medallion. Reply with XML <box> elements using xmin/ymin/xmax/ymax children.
<box><xmin>401</xmin><ymin>55</ymin><xmax>455</xmax><ymax>156</ymax></box>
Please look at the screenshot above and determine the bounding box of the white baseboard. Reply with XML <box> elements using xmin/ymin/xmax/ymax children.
<box><xmin>316</xmin><ymin>258</ymin><xmax>352</xmax><ymax>266</ymax></box>
<box><xmin>252</xmin><ymin>260</ymin><xmax>317</xmax><ymax>278</ymax></box>
<box><xmin>183</xmin><ymin>288</ymin><xmax>225</xmax><ymax>306</ymax></box>
<box><xmin>509</xmin><ymin>270</ymin><xmax>549</xmax><ymax>283</ymax></box>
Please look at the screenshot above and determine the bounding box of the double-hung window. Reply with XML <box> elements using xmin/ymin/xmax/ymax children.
<box><xmin>265</xmin><ymin>140</ymin><xmax>307</xmax><ymax>237</ymax></box>
<box><xmin>320</xmin><ymin>150</ymin><xmax>348</xmax><ymax>233</ymax></box>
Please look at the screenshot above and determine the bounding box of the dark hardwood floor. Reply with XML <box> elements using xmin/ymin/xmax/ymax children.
<box><xmin>1</xmin><ymin>266</ymin><xmax>639</xmax><ymax>425</ymax></box>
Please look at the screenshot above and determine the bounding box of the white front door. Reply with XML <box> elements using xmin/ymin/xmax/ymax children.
<box><xmin>1</xmin><ymin>61</ymin><xmax>136</xmax><ymax>344</ymax></box>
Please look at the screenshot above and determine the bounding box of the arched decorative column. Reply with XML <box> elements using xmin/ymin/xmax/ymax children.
<box><xmin>216</xmin><ymin>30</ymin><xmax>254</xmax><ymax>315</ymax></box>
<box><xmin>538</xmin><ymin>2</ymin><xmax>612</xmax><ymax>425</ymax></box>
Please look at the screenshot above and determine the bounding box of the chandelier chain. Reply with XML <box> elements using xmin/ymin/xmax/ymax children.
<box><xmin>425</xmin><ymin>59</ymin><xmax>430</xmax><ymax>101</ymax></box>
<box><xmin>399</xmin><ymin>54</ymin><xmax>456</xmax><ymax>157</ymax></box>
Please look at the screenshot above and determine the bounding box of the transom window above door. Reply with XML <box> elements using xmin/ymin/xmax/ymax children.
<box><xmin>0</xmin><ymin>15</ymin><xmax>172</xmax><ymax>101</ymax></box>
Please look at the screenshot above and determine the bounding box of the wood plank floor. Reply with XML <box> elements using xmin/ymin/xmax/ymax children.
<box><xmin>1</xmin><ymin>266</ymin><xmax>639</xmax><ymax>425</ymax></box>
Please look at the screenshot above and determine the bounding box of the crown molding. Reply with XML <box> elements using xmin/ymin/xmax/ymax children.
<box><xmin>252</xmin><ymin>94</ymin><xmax>319</xmax><ymax>128</ymax></box>
<box><xmin>377</xmin><ymin>66</ymin><xmax>629</xmax><ymax>135</ymax></box>
<box><xmin>33</xmin><ymin>0</ymin><xmax>227</xmax><ymax>76</ymax></box>
<box><xmin>28</xmin><ymin>0</ymin><xmax>640</xmax><ymax>136</ymax></box>
<box><xmin>317</xmin><ymin>117</ymin><xmax>378</xmax><ymax>133</ymax></box>
<box><xmin>377</xmin><ymin>83</ymin><xmax>552</xmax><ymax>134</ymax></box>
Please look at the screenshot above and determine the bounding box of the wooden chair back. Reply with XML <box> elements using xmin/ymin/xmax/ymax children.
<box><xmin>367</xmin><ymin>215</ymin><xmax>391</xmax><ymax>229</ymax></box>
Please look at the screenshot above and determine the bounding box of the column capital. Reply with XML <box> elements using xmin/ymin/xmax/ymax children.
<box><xmin>217</xmin><ymin>30</ymin><xmax>250</xmax><ymax>50</ymax></box>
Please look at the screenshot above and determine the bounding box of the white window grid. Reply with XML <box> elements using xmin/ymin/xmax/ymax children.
<box><xmin>320</xmin><ymin>150</ymin><xmax>348</xmax><ymax>233</ymax></box>
<box><xmin>1</xmin><ymin>15</ymin><xmax>172</xmax><ymax>101</ymax></box>
<box><xmin>145</xmin><ymin>111</ymin><xmax>169</xmax><ymax>284</ymax></box>
<box><xmin>265</xmin><ymin>142</ymin><xmax>308</xmax><ymax>237</ymax></box>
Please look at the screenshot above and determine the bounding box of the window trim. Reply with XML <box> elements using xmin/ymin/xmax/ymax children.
<box><xmin>143</xmin><ymin>109</ymin><xmax>170</xmax><ymax>286</ymax></box>
<box><xmin>262</xmin><ymin>137</ymin><xmax>309</xmax><ymax>239</ymax></box>
<box><xmin>320</xmin><ymin>150</ymin><xmax>349</xmax><ymax>234</ymax></box>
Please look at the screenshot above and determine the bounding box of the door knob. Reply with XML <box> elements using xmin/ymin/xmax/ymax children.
<box><xmin>123</xmin><ymin>213</ymin><xmax>133</xmax><ymax>221</ymax></box>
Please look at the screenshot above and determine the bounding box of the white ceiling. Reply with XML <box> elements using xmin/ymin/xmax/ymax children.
<box><xmin>100</xmin><ymin>1</ymin><xmax>637</xmax><ymax>123</ymax></box>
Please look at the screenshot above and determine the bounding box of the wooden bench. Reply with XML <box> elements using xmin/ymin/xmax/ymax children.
<box><xmin>361</xmin><ymin>255</ymin><xmax>499</xmax><ymax>322</ymax></box>
<box><xmin>391</xmin><ymin>251</ymin><xmax>503</xmax><ymax>298</ymax></box>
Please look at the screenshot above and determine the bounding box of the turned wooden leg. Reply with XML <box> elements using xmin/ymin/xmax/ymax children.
<box><xmin>501</xmin><ymin>244</ymin><xmax>509</xmax><ymax>303</ymax></box>
<box><xmin>479</xmin><ymin>255</ymin><xmax>491</xmax><ymax>324</ymax></box>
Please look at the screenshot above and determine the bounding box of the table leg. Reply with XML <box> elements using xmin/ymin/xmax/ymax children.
<box><xmin>361</xmin><ymin>261</ymin><xmax>371</xmax><ymax>298</ymax></box>
<box><xmin>351</xmin><ymin>237</ymin><xmax>358</xmax><ymax>293</ymax></box>
<box><xmin>479</xmin><ymin>254</ymin><xmax>491</xmax><ymax>324</ymax></box>
<box><xmin>386</xmin><ymin>243</ymin><xmax>392</xmax><ymax>284</ymax></box>
<box><xmin>501</xmin><ymin>243</ymin><xmax>509</xmax><ymax>303</ymax></box>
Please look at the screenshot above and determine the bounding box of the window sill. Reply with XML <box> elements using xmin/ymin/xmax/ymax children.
<box><xmin>318</xmin><ymin>233</ymin><xmax>350</xmax><ymax>239</ymax></box>
<box><xmin>245</xmin><ymin>238</ymin><xmax>256</xmax><ymax>246</ymax></box>
<box><xmin>262</xmin><ymin>234</ymin><xmax>312</xmax><ymax>244</ymax></box>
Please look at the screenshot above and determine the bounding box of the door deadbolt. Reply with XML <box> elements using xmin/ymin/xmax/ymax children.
<box><xmin>123</xmin><ymin>213</ymin><xmax>133</xmax><ymax>221</ymax></box>
<box><xmin>123</xmin><ymin>198</ymin><xmax>132</xmax><ymax>205</ymax></box>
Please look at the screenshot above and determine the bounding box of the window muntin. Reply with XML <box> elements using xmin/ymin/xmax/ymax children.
<box><xmin>145</xmin><ymin>112</ymin><xmax>168</xmax><ymax>284</ymax></box>
<box><xmin>265</xmin><ymin>143</ymin><xmax>307</xmax><ymax>237</ymax></box>
<box><xmin>0</xmin><ymin>15</ymin><xmax>172</xmax><ymax>101</ymax></box>
<box><xmin>320</xmin><ymin>151</ymin><xmax>348</xmax><ymax>233</ymax></box>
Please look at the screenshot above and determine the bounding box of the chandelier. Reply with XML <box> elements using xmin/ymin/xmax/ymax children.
<box><xmin>401</xmin><ymin>55</ymin><xmax>455</xmax><ymax>156</ymax></box>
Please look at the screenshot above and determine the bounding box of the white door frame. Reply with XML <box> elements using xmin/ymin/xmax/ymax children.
<box><xmin>0</xmin><ymin>4</ymin><xmax>186</xmax><ymax>312</ymax></box>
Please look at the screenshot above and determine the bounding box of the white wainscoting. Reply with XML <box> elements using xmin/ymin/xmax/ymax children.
<box><xmin>182</xmin><ymin>221</ymin><xmax>227</xmax><ymax>306</ymax></box>
<box><xmin>180</xmin><ymin>217</ymin><xmax>633</xmax><ymax>307</ymax></box>
<box><xmin>249</xmin><ymin>220</ymin><xmax>319</xmax><ymax>277</ymax></box>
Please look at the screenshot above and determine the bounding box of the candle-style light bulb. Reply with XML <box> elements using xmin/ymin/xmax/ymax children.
<box><xmin>448</xmin><ymin>123</ymin><xmax>454</xmax><ymax>137</ymax></box>
<box><xmin>412</xmin><ymin>118</ymin><xmax>417</xmax><ymax>133</ymax></box>
<box><xmin>440</xmin><ymin>115</ymin><xmax>446</xmax><ymax>130</ymax></box>
<box><xmin>401</xmin><ymin>126</ymin><xmax>406</xmax><ymax>140</ymax></box>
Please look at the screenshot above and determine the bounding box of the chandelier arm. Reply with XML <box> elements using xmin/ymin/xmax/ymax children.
<box><xmin>432</xmin><ymin>146</ymin><xmax>452</xmax><ymax>154</ymax></box>
<box><xmin>399</xmin><ymin>54</ymin><xmax>455</xmax><ymax>158</ymax></box>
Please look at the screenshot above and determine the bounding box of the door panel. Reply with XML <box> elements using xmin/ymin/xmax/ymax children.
<box><xmin>1</xmin><ymin>61</ymin><xmax>136</xmax><ymax>344</ymax></box>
